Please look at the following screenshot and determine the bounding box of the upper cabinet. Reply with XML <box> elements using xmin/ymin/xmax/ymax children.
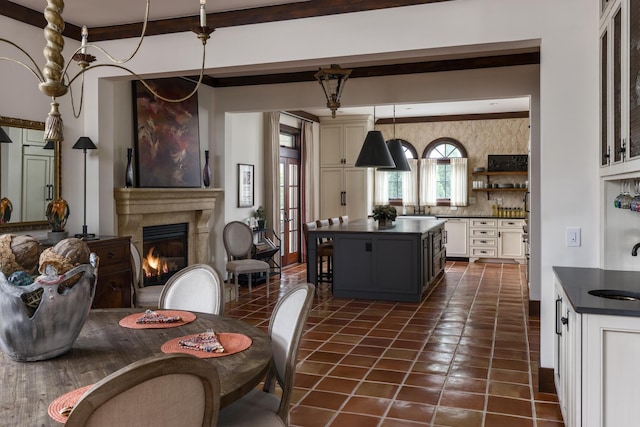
<box><xmin>600</xmin><ymin>0</ymin><xmax>640</xmax><ymax>174</ymax></box>
<box><xmin>319</xmin><ymin>116</ymin><xmax>373</xmax><ymax>168</ymax></box>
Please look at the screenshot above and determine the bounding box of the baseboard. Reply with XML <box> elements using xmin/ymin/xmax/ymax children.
<box><xmin>529</xmin><ymin>299</ymin><xmax>540</xmax><ymax>316</ymax></box>
<box><xmin>538</xmin><ymin>367</ymin><xmax>556</xmax><ymax>393</ymax></box>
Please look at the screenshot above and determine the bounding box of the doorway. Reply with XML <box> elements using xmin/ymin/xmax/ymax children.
<box><xmin>279</xmin><ymin>125</ymin><xmax>301</xmax><ymax>267</ymax></box>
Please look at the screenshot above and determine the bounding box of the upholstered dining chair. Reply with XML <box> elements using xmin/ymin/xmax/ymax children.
<box><xmin>158</xmin><ymin>264</ymin><xmax>225</xmax><ymax>315</ymax></box>
<box><xmin>130</xmin><ymin>242</ymin><xmax>163</xmax><ymax>308</ymax></box>
<box><xmin>65</xmin><ymin>353</ymin><xmax>220</xmax><ymax>427</ymax></box>
<box><xmin>223</xmin><ymin>221</ymin><xmax>271</xmax><ymax>301</ymax></box>
<box><xmin>217</xmin><ymin>283</ymin><xmax>315</xmax><ymax>427</ymax></box>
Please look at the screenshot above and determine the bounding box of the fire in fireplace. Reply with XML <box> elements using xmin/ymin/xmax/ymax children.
<box><xmin>142</xmin><ymin>223</ymin><xmax>188</xmax><ymax>286</ymax></box>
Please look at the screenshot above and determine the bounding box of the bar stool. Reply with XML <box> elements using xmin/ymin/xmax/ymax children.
<box><xmin>302</xmin><ymin>221</ymin><xmax>333</xmax><ymax>284</ymax></box>
<box><xmin>315</xmin><ymin>219</ymin><xmax>334</xmax><ymax>283</ymax></box>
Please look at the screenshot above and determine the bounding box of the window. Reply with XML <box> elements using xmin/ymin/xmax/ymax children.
<box><xmin>423</xmin><ymin>138</ymin><xmax>468</xmax><ymax>206</ymax></box>
<box><xmin>387</xmin><ymin>140</ymin><xmax>418</xmax><ymax>205</ymax></box>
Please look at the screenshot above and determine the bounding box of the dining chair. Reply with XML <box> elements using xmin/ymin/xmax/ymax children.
<box><xmin>130</xmin><ymin>242</ymin><xmax>163</xmax><ymax>308</ymax></box>
<box><xmin>217</xmin><ymin>283</ymin><xmax>315</xmax><ymax>427</ymax></box>
<box><xmin>223</xmin><ymin>221</ymin><xmax>271</xmax><ymax>301</ymax></box>
<box><xmin>158</xmin><ymin>264</ymin><xmax>225</xmax><ymax>315</ymax></box>
<box><xmin>65</xmin><ymin>353</ymin><xmax>220</xmax><ymax>427</ymax></box>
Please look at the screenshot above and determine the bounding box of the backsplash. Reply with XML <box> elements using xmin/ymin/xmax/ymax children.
<box><xmin>377</xmin><ymin>117</ymin><xmax>530</xmax><ymax>216</ymax></box>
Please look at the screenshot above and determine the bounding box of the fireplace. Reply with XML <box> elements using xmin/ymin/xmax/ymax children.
<box><xmin>114</xmin><ymin>188</ymin><xmax>222</xmax><ymax>273</ymax></box>
<box><xmin>142</xmin><ymin>223</ymin><xmax>188</xmax><ymax>286</ymax></box>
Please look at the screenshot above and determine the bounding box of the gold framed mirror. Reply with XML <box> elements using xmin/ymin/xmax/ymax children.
<box><xmin>0</xmin><ymin>115</ymin><xmax>56</xmax><ymax>232</ymax></box>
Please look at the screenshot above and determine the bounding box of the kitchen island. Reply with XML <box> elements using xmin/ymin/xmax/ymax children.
<box><xmin>306</xmin><ymin>218</ymin><xmax>446</xmax><ymax>302</ymax></box>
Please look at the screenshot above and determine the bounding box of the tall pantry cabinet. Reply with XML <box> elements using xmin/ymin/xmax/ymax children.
<box><xmin>319</xmin><ymin>116</ymin><xmax>373</xmax><ymax>219</ymax></box>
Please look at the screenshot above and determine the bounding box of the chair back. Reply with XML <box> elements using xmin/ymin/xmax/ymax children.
<box><xmin>328</xmin><ymin>217</ymin><xmax>340</xmax><ymax>225</ymax></box>
<box><xmin>159</xmin><ymin>264</ymin><xmax>225</xmax><ymax>315</ymax></box>
<box><xmin>223</xmin><ymin>221</ymin><xmax>254</xmax><ymax>259</ymax></box>
<box><xmin>339</xmin><ymin>215</ymin><xmax>349</xmax><ymax>224</ymax></box>
<box><xmin>65</xmin><ymin>353</ymin><xmax>220</xmax><ymax>427</ymax></box>
<box><xmin>130</xmin><ymin>242</ymin><xmax>142</xmax><ymax>291</ymax></box>
<box><xmin>316</xmin><ymin>219</ymin><xmax>330</xmax><ymax>228</ymax></box>
<box><xmin>268</xmin><ymin>283</ymin><xmax>315</xmax><ymax>423</ymax></box>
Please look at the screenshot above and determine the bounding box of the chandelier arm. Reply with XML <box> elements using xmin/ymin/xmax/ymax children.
<box><xmin>0</xmin><ymin>39</ymin><xmax>45</xmax><ymax>82</ymax></box>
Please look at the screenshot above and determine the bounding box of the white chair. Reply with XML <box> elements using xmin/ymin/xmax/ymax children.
<box><xmin>158</xmin><ymin>264</ymin><xmax>225</xmax><ymax>315</ymax></box>
<box><xmin>130</xmin><ymin>242</ymin><xmax>163</xmax><ymax>308</ymax></box>
<box><xmin>65</xmin><ymin>353</ymin><xmax>220</xmax><ymax>427</ymax></box>
<box><xmin>217</xmin><ymin>283</ymin><xmax>315</xmax><ymax>427</ymax></box>
<box><xmin>223</xmin><ymin>221</ymin><xmax>271</xmax><ymax>301</ymax></box>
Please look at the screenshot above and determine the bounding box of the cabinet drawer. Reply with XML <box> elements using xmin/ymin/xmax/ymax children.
<box><xmin>88</xmin><ymin>240</ymin><xmax>130</xmax><ymax>267</ymax></box>
<box><xmin>470</xmin><ymin>228</ymin><xmax>497</xmax><ymax>237</ymax></box>
<box><xmin>470</xmin><ymin>237</ymin><xmax>497</xmax><ymax>247</ymax></box>
<box><xmin>498</xmin><ymin>219</ymin><xmax>525</xmax><ymax>228</ymax></box>
<box><xmin>470</xmin><ymin>247</ymin><xmax>497</xmax><ymax>257</ymax></box>
<box><xmin>470</xmin><ymin>219</ymin><xmax>497</xmax><ymax>227</ymax></box>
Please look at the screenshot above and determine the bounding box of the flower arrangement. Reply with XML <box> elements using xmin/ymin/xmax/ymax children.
<box><xmin>254</xmin><ymin>206</ymin><xmax>266</xmax><ymax>220</ymax></box>
<box><xmin>372</xmin><ymin>205</ymin><xmax>397</xmax><ymax>222</ymax></box>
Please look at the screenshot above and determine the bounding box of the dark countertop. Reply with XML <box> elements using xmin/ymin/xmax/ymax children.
<box><xmin>309</xmin><ymin>218</ymin><xmax>446</xmax><ymax>235</ymax></box>
<box><xmin>399</xmin><ymin>214</ymin><xmax>526</xmax><ymax>220</ymax></box>
<box><xmin>553</xmin><ymin>266</ymin><xmax>640</xmax><ymax>317</ymax></box>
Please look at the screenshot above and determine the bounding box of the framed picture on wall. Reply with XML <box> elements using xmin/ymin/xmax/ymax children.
<box><xmin>238</xmin><ymin>163</ymin><xmax>254</xmax><ymax>207</ymax></box>
<box><xmin>132</xmin><ymin>77</ymin><xmax>201</xmax><ymax>187</ymax></box>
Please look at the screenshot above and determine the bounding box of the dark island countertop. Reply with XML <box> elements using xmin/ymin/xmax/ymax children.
<box><xmin>314</xmin><ymin>218</ymin><xmax>447</xmax><ymax>234</ymax></box>
<box><xmin>553</xmin><ymin>266</ymin><xmax>640</xmax><ymax>317</ymax></box>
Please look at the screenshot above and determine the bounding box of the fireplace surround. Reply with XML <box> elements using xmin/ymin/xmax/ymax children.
<box><xmin>114</xmin><ymin>188</ymin><xmax>222</xmax><ymax>268</ymax></box>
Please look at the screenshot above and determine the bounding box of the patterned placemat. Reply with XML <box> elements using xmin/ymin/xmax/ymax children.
<box><xmin>119</xmin><ymin>310</ymin><xmax>196</xmax><ymax>329</ymax></box>
<box><xmin>48</xmin><ymin>384</ymin><xmax>93</xmax><ymax>424</ymax></box>
<box><xmin>161</xmin><ymin>333</ymin><xmax>252</xmax><ymax>359</ymax></box>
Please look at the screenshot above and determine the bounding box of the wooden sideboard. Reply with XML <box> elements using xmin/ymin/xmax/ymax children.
<box><xmin>86</xmin><ymin>236</ymin><xmax>132</xmax><ymax>308</ymax></box>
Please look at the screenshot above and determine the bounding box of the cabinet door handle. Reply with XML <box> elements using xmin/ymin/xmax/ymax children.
<box><xmin>555</xmin><ymin>297</ymin><xmax>562</xmax><ymax>335</ymax></box>
<box><xmin>443</xmin><ymin>230</ymin><xmax>447</xmax><ymax>244</ymax></box>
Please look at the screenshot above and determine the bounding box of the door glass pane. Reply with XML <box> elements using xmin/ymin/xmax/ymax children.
<box><xmin>614</xmin><ymin>7</ymin><xmax>622</xmax><ymax>162</ymax></box>
<box><xmin>630</xmin><ymin>0</ymin><xmax>640</xmax><ymax>158</ymax></box>
<box><xmin>602</xmin><ymin>29</ymin><xmax>609</xmax><ymax>165</ymax></box>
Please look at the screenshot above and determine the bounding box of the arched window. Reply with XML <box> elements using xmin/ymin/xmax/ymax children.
<box><xmin>387</xmin><ymin>140</ymin><xmax>417</xmax><ymax>205</ymax></box>
<box><xmin>422</xmin><ymin>138</ymin><xmax>468</xmax><ymax>205</ymax></box>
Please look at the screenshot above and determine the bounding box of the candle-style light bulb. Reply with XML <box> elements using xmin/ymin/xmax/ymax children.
<box><xmin>200</xmin><ymin>0</ymin><xmax>207</xmax><ymax>27</ymax></box>
<box><xmin>81</xmin><ymin>25</ymin><xmax>88</xmax><ymax>54</ymax></box>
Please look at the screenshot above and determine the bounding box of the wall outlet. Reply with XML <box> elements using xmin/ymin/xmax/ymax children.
<box><xmin>567</xmin><ymin>227</ymin><xmax>581</xmax><ymax>247</ymax></box>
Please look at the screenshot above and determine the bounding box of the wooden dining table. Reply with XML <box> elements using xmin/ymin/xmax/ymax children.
<box><xmin>0</xmin><ymin>308</ymin><xmax>273</xmax><ymax>426</ymax></box>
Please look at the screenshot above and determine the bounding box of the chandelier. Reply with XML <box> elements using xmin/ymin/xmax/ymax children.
<box><xmin>314</xmin><ymin>64</ymin><xmax>351</xmax><ymax>118</ymax></box>
<box><xmin>1</xmin><ymin>0</ymin><xmax>213</xmax><ymax>146</ymax></box>
<box><xmin>0</xmin><ymin>0</ymin><xmax>213</xmax><ymax>235</ymax></box>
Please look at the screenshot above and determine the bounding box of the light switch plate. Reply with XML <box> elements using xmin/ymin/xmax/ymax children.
<box><xmin>567</xmin><ymin>227</ymin><xmax>581</xmax><ymax>247</ymax></box>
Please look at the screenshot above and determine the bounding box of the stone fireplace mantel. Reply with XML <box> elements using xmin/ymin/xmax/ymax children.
<box><xmin>114</xmin><ymin>188</ymin><xmax>223</xmax><ymax>265</ymax></box>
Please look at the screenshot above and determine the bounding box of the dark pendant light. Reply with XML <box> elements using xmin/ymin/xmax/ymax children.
<box><xmin>378</xmin><ymin>106</ymin><xmax>411</xmax><ymax>171</ymax></box>
<box><xmin>354</xmin><ymin>107</ymin><xmax>395</xmax><ymax>168</ymax></box>
<box><xmin>0</xmin><ymin>127</ymin><xmax>12</xmax><ymax>143</ymax></box>
<box><xmin>43</xmin><ymin>140</ymin><xmax>55</xmax><ymax>149</ymax></box>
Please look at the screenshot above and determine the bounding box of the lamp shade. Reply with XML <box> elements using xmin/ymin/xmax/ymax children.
<box><xmin>72</xmin><ymin>136</ymin><xmax>97</xmax><ymax>150</ymax></box>
<box><xmin>43</xmin><ymin>140</ymin><xmax>55</xmax><ymax>149</ymax></box>
<box><xmin>0</xmin><ymin>127</ymin><xmax>12</xmax><ymax>143</ymax></box>
<box><xmin>354</xmin><ymin>130</ymin><xmax>395</xmax><ymax>168</ymax></box>
<box><xmin>378</xmin><ymin>139</ymin><xmax>411</xmax><ymax>171</ymax></box>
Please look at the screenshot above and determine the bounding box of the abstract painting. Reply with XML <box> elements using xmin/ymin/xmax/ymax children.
<box><xmin>132</xmin><ymin>78</ymin><xmax>201</xmax><ymax>187</ymax></box>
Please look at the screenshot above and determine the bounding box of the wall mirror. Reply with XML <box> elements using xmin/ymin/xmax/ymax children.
<box><xmin>0</xmin><ymin>115</ymin><xmax>55</xmax><ymax>231</ymax></box>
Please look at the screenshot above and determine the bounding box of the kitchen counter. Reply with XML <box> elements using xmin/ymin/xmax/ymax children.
<box><xmin>553</xmin><ymin>266</ymin><xmax>640</xmax><ymax>316</ymax></box>
<box><xmin>399</xmin><ymin>214</ymin><xmax>527</xmax><ymax>220</ymax></box>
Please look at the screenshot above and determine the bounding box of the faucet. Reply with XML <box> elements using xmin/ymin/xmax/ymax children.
<box><xmin>632</xmin><ymin>242</ymin><xmax>640</xmax><ymax>256</ymax></box>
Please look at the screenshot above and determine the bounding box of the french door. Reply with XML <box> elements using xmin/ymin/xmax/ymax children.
<box><xmin>279</xmin><ymin>149</ymin><xmax>300</xmax><ymax>266</ymax></box>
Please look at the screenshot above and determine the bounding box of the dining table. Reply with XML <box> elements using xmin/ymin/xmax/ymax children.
<box><xmin>0</xmin><ymin>308</ymin><xmax>273</xmax><ymax>426</ymax></box>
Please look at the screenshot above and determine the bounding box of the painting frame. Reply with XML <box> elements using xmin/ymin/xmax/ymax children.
<box><xmin>237</xmin><ymin>164</ymin><xmax>254</xmax><ymax>208</ymax></box>
<box><xmin>132</xmin><ymin>77</ymin><xmax>201</xmax><ymax>188</ymax></box>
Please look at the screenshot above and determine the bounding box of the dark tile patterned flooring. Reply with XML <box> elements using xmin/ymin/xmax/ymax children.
<box><xmin>223</xmin><ymin>261</ymin><xmax>564</xmax><ymax>427</ymax></box>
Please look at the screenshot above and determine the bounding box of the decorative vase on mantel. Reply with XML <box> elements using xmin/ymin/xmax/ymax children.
<box><xmin>125</xmin><ymin>148</ymin><xmax>134</xmax><ymax>188</ymax></box>
<box><xmin>202</xmin><ymin>150</ymin><xmax>211</xmax><ymax>188</ymax></box>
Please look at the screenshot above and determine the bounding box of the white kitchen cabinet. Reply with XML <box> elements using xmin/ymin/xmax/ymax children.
<box><xmin>469</xmin><ymin>218</ymin><xmax>497</xmax><ymax>261</ymax></box>
<box><xmin>497</xmin><ymin>219</ymin><xmax>525</xmax><ymax>260</ymax></box>
<box><xmin>319</xmin><ymin>116</ymin><xmax>373</xmax><ymax>219</ymax></box>
<box><xmin>600</xmin><ymin>0</ymin><xmax>640</xmax><ymax>173</ymax></box>
<box><xmin>444</xmin><ymin>218</ymin><xmax>469</xmax><ymax>258</ymax></box>
<box><xmin>554</xmin><ymin>275</ymin><xmax>640</xmax><ymax>427</ymax></box>
<box><xmin>320</xmin><ymin>167</ymin><xmax>369</xmax><ymax>219</ymax></box>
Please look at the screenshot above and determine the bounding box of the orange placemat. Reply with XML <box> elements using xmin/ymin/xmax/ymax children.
<box><xmin>161</xmin><ymin>333</ymin><xmax>252</xmax><ymax>359</ymax></box>
<box><xmin>119</xmin><ymin>310</ymin><xmax>196</xmax><ymax>329</ymax></box>
<box><xmin>48</xmin><ymin>384</ymin><xmax>93</xmax><ymax>424</ymax></box>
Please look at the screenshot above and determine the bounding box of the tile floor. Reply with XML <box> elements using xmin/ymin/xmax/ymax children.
<box><xmin>223</xmin><ymin>260</ymin><xmax>564</xmax><ymax>427</ymax></box>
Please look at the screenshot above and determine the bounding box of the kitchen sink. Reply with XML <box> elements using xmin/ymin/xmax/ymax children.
<box><xmin>588</xmin><ymin>289</ymin><xmax>640</xmax><ymax>301</ymax></box>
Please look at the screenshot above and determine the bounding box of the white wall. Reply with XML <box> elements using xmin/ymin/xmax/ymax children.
<box><xmin>0</xmin><ymin>0</ymin><xmax>600</xmax><ymax>371</ymax></box>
